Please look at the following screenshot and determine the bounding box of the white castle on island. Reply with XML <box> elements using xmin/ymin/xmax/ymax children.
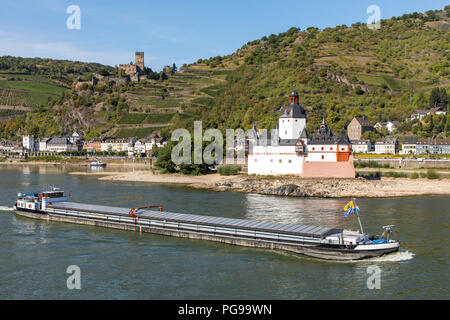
<box><xmin>248</xmin><ymin>91</ymin><xmax>356</xmax><ymax>178</ymax></box>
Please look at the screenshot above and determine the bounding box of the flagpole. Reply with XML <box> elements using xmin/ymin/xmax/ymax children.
<box><xmin>352</xmin><ymin>198</ymin><xmax>364</xmax><ymax>236</ymax></box>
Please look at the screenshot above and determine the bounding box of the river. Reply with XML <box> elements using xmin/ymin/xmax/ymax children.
<box><xmin>0</xmin><ymin>165</ymin><xmax>448</xmax><ymax>299</ymax></box>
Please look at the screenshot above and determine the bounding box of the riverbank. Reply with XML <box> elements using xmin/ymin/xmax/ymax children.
<box><xmin>69</xmin><ymin>170</ymin><xmax>450</xmax><ymax>198</ymax></box>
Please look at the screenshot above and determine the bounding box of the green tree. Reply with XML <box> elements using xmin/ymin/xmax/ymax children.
<box><xmin>429</xmin><ymin>87</ymin><xmax>448</xmax><ymax>108</ymax></box>
<box><xmin>154</xmin><ymin>141</ymin><xmax>177</xmax><ymax>173</ymax></box>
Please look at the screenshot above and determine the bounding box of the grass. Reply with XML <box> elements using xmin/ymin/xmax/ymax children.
<box><xmin>200</xmin><ymin>85</ymin><xmax>224</xmax><ymax>97</ymax></box>
<box><xmin>117</xmin><ymin>113</ymin><xmax>148</xmax><ymax>124</ymax></box>
<box><xmin>356</xmin><ymin>74</ymin><xmax>409</xmax><ymax>92</ymax></box>
<box><xmin>144</xmin><ymin>113</ymin><xmax>175</xmax><ymax>124</ymax></box>
<box><xmin>354</xmin><ymin>160</ymin><xmax>391</xmax><ymax>168</ymax></box>
<box><xmin>0</xmin><ymin>74</ymin><xmax>66</xmax><ymax>106</ymax></box>
<box><xmin>426</xmin><ymin>169</ymin><xmax>440</xmax><ymax>179</ymax></box>
<box><xmin>191</xmin><ymin>97</ymin><xmax>215</xmax><ymax>107</ymax></box>
<box><xmin>217</xmin><ymin>164</ymin><xmax>242</xmax><ymax>175</ymax></box>
<box><xmin>115</xmin><ymin>127</ymin><xmax>163</xmax><ymax>138</ymax></box>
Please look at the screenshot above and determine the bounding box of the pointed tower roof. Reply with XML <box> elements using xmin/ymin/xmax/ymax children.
<box><xmin>280</xmin><ymin>91</ymin><xmax>306</xmax><ymax>119</ymax></box>
<box><xmin>309</xmin><ymin>119</ymin><xmax>335</xmax><ymax>145</ymax></box>
<box><xmin>299</xmin><ymin>128</ymin><xmax>308</xmax><ymax>139</ymax></box>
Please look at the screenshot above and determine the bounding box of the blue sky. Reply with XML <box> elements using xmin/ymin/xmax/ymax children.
<box><xmin>0</xmin><ymin>0</ymin><xmax>448</xmax><ymax>70</ymax></box>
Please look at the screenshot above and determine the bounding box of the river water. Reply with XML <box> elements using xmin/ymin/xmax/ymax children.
<box><xmin>0</xmin><ymin>165</ymin><xmax>448</xmax><ymax>299</ymax></box>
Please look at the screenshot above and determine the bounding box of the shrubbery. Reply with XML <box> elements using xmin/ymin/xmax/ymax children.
<box><xmin>217</xmin><ymin>164</ymin><xmax>241</xmax><ymax>175</ymax></box>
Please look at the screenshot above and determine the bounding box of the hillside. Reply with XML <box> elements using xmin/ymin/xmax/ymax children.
<box><xmin>184</xmin><ymin>7</ymin><xmax>450</xmax><ymax>136</ymax></box>
<box><xmin>0</xmin><ymin>6</ymin><xmax>449</xmax><ymax>140</ymax></box>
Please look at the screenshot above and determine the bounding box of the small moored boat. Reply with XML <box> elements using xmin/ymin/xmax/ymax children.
<box><xmin>90</xmin><ymin>159</ymin><xmax>106</xmax><ymax>167</ymax></box>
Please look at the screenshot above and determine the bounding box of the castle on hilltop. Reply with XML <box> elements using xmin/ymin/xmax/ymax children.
<box><xmin>119</xmin><ymin>51</ymin><xmax>145</xmax><ymax>81</ymax></box>
<box><xmin>248</xmin><ymin>91</ymin><xmax>356</xmax><ymax>178</ymax></box>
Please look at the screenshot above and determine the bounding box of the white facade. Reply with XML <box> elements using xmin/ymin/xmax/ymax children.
<box><xmin>279</xmin><ymin>118</ymin><xmax>305</xmax><ymax>139</ymax></box>
<box><xmin>22</xmin><ymin>135</ymin><xmax>34</xmax><ymax>152</ymax></box>
<box><xmin>247</xmin><ymin>91</ymin><xmax>352</xmax><ymax>176</ymax></box>
<box><xmin>351</xmin><ymin>140</ymin><xmax>371</xmax><ymax>153</ymax></box>
<box><xmin>248</xmin><ymin>145</ymin><xmax>303</xmax><ymax>175</ymax></box>
<box><xmin>375</xmin><ymin>138</ymin><xmax>398</xmax><ymax>154</ymax></box>
<box><xmin>307</xmin><ymin>144</ymin><xmax>349</xmax><ymax>161</ymax></box>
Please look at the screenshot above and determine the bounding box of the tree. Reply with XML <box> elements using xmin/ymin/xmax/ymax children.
<box><xmin>154</xmin><ymin>141</ymin><xmax>177</xmax><ymax>173</ymax></box>
<box><xmin>361</xmin><ymin>131</ymin><xmax>380</xmax><ymax>144</ymax></box>
<box><xmin>429</xmin><ymin>87</ymin><xmax>448</xmax><ymax>108</ymax></box>
<box><xmin>171</xmin><ymin>63</ymin><xmax>177</xmax><ymax>74</ymax></box>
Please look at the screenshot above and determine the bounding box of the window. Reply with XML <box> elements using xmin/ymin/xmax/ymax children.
<box><xmin>254</xmin><ymin>159</ymin><xmax>257</xmax><ymax>162</ymax></box>
<box><xmin>321</xmin><ymin>147</ymin><xmax>324</xmax><ymax>150</ymax></box>
<box><xmin>321</xmin><ymin>155</ymin><xmax>324</xmax><ymax>160</ymax></box>
<box><xmin>270</xmin><ymin>159</ymin><xmax>273</xmax><ymax>162</ymax></box>
<box><xmin>288</xmin><ymin>160</ymin><xmax>292</xmax><ymax>163</ymax></box>
<box><xmin>279</xmin><ymin>159</ymin><xmax>282</xmax><ymax>163</ymax></box>
<box><xmin>312</xmin><ymin>147</ymin><xmax>315</xmax><ymax>151</ymax></box>
<box><xmin>330</xmin><ymin>147</ymin><xmax>333</xmax><ymax>150</ymax></box>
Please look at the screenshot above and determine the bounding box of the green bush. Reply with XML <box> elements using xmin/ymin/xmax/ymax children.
<box><xmin>426</xmin><ymin>169</ymin><xmax>440</xmax><ymax>179</ymax></box>
<box><xmin>217</xmin><ymin>164</ymin><xmax>242</xmax><ymax>176</ymax></box>
<box><xmin>411</xmin><ymin>172</ymin><xmax>419</xmax><ymax>179</ymax></box>
<box><xmin>382</xmin><ymin>171</ymin><xmax>407</xmax><ymax>178</ymax></box>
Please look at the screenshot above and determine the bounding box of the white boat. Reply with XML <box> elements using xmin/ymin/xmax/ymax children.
<box><xmin>90</xmin><ymin>159</ymin><xmax>106</xmax><ymax>167</ymax></box>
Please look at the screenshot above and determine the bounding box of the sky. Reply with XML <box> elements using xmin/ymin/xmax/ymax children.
<box><xmin>0</xmin><ymin>0</ymin><xmax>448</xmax><ymax>71</ymax></box>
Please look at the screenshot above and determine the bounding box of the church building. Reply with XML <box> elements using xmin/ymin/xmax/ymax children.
<box><xmin>248</xmin><ymin>91</ymin><xmax>355</xmax><ymax>178</ymax></box>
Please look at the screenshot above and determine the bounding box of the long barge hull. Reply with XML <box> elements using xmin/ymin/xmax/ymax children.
<box><xmin>14</xmin><ymin>202</ymin><xmax>399</xmax><ymax>261</ymax></box>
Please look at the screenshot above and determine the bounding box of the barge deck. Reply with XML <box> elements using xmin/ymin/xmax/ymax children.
<box><xmin>14</xmin><ymin>200</ymin><xmax>400</xmax><ymax>261</ymax></box>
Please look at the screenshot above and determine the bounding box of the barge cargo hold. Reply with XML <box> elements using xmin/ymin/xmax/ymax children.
<box><xmin>13</xmin><ymin>189</ymin><xmax>400</xmax><ymax>261</ymax></box>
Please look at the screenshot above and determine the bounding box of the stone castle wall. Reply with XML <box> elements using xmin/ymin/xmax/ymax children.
<box><xmin>301</xmin><ymin>155</ymin><xmax>356</xmax><ymax>178</ymax></box>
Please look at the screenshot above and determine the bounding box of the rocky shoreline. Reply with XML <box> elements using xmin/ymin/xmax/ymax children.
<box><xmin>71</xmin><ymin>169</ymin><xmax>450</xmax><ymax>198</ymax></box>
<box><xmin>207</xmin><ymin>175</ymin><xmax>450</xmax><ymax>198</ymax></box>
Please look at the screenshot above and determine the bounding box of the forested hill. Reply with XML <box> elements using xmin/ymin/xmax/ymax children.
<box><xmin>179</xmin><ymin>7</ymin><xmax>450</xmax><ymax>135</ymax></box>
<box><xmin>0</xmin><ymin>7</ymin><xmax>449</xmax><ymax>140</ymax></box>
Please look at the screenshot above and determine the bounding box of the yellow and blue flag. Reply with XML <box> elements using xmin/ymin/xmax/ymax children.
<box><xmin>344</xmin><ymin>201</ymin><xmax>360</xmax><ymax>217</ymax></box>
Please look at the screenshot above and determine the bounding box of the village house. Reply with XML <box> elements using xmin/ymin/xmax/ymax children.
<box><xmin>416</xmin><ymin>138</ymin><xmax>450</xmax><ymax>155</ymax></box>
<box><xmin>0</xmin><ymin>140</ymin><xmax>20</xmax><ymax>153</ymax></box>
<box><xmin>375</xmin><ymin>121</ymin><xmax>400</xmax><ymax>134</ymax></box>
<box><xmin>36</xmin><ymin>138</ymin><xmax>51</xmax><ymax>152</ymax></box>
<box><xmin>374</xmin><ymin>137</ymin><xmax>398</xmax><ymax>154</ymax></box>
<box><xmin>427</xmin><ymin>107</ymin><xmax>447</xmax><ymax>116</ymax></box>
<box><xmin>46</xmin><ymin>137</ymin><xmax>76</xmax><ymax>153</ymax></box>
<box><xmin>410</xmin><ymin>110</ymin><xmax>428</xmax><ymax>120</ymax></box>
<box><xmin>133</xmin><ymin>139</ymin><xmax>148</xmax><ymax>155</ymax></box>
<box><xmin>347</xmin><ymin>116</ymin><xmax>375</xmax><ymax>140</ymax></box>
<box><xmin>400</xmin><ymin>137</ymin><xmax>418</xmax><ymax>155</ymax></box>
<box><xmin>83</xmin><ymin>139</ymin><xmax>104</xmax><ymax>153</ymax></box>
<box><xmin>69</xmin><ymin>131</ymin><xmax>84</xmax><ymax>144</ymax></box>
<box><xmin>350</xmin><ymin>140</ymin><xmax>372</xmax><ymax>153</ymax></box>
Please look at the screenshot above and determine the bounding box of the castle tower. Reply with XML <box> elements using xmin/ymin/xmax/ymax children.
<box><xmin>135</xmin><ymin>52</ymin><xmax>144</xmax><ymax>74</ymax></box>
<box><xmin>279</xmin><ymin>91</ymin><xmax>306</xmax><ymax>139</ymax></box>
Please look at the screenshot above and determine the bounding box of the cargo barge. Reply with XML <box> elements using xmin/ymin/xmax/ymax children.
<box><xmin>13</xmin><ymin>188</ymin><xmax>400</xmax><ymax>261</ymax></box>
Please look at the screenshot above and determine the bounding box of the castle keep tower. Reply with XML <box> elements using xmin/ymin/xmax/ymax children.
<box><xmin>135</xmin><ymin>52</ymin><xmax>144</xmax><ymax>74</ymax></box>
<box><xmin>279</xmin><ymin>91</ymin><xmax>306</xmax><ymax>139</ymax></box>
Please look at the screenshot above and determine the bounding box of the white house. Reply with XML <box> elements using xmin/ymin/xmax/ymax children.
<box><xmin>375</xmin><ymin>121</ymin><xmax>400</xmax><ymax>133</ymax></box>
<box><xmin>46</xmin><ymin>137</ymin><xmax>74</xmax><ymax>153</ymax></box>
<box><xmin>374</xmin><ymin>138</ymin><xmax>398</xmax><ymax>154</ymax></box>
<box><xmin>350</xmin><ymin>140</ymin><xmax>372</xmax><ymax>153</ymax></box>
